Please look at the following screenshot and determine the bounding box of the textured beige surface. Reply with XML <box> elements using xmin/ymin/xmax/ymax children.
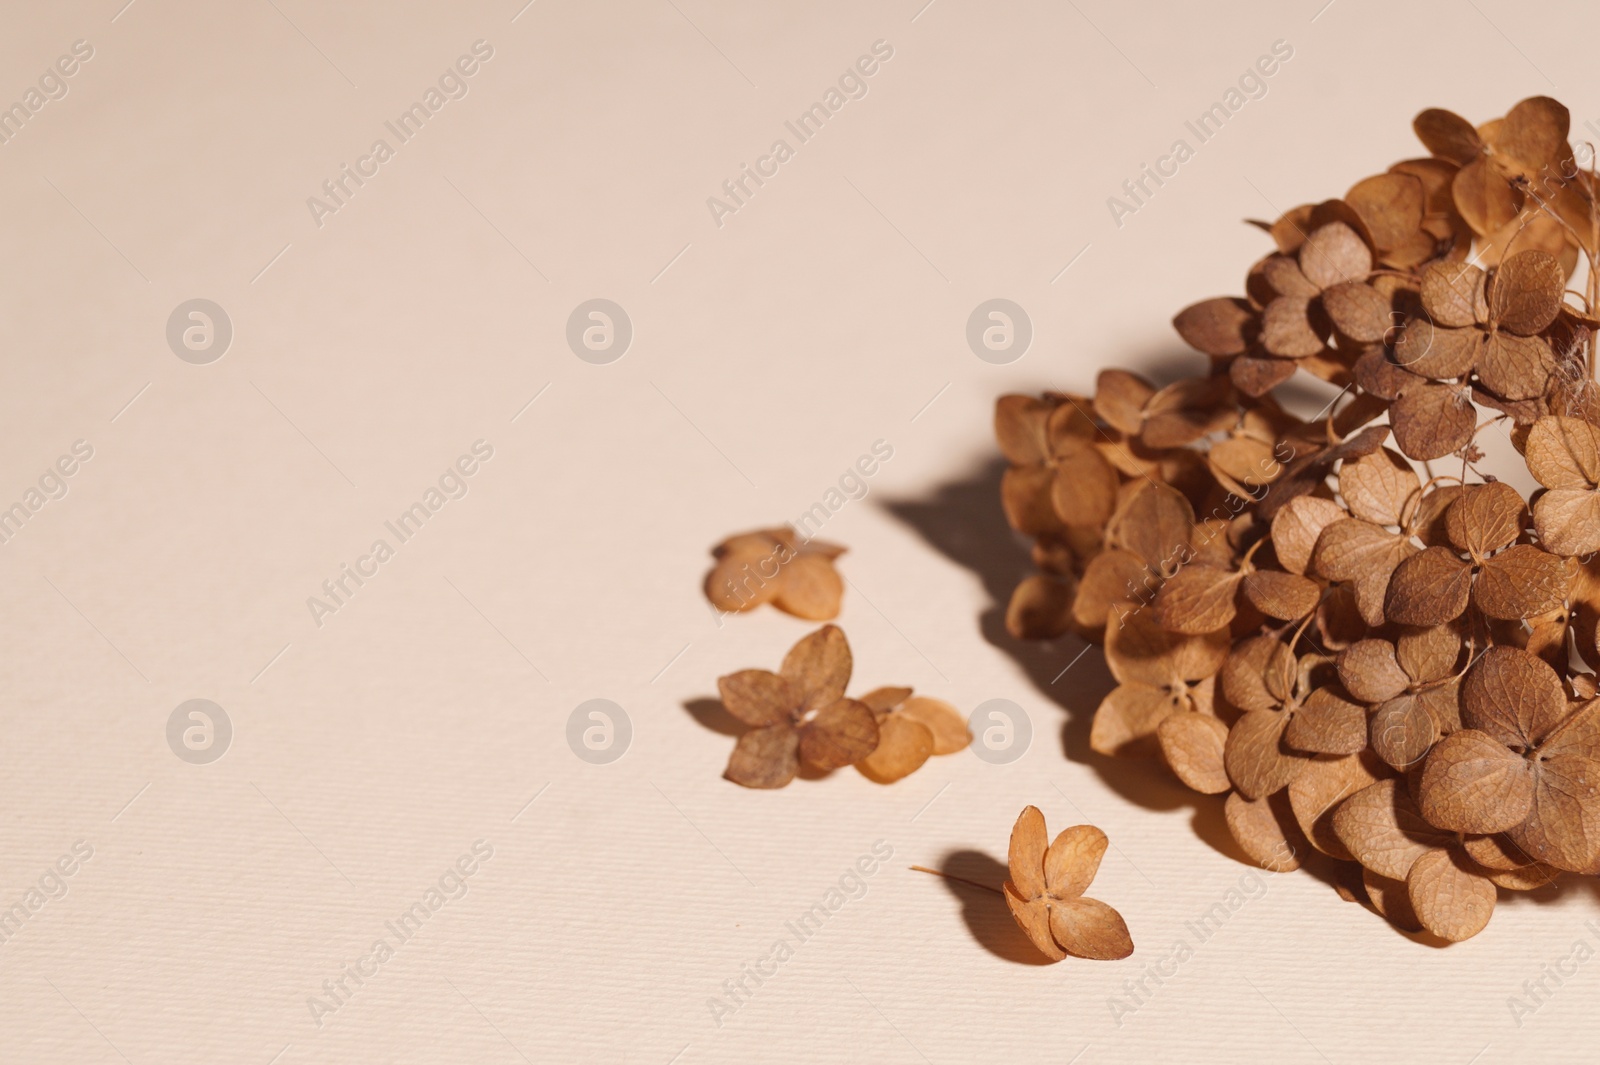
<box><xmin>2</xmin><ymin>1</ymin><xmax>1598</xmax><ymax>1062</ymax></box>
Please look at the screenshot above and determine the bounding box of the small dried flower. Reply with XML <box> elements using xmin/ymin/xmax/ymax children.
<box><xmin>1003</xmin><ymin>807</ymin><xmax>1133</xmax><ymax>961</ymax></box>
<box><xmin>718</xmin><ymin>625</ymin><xmax>878</xmax><ymax>789</ymax></box>
<box><xmin>704</xmin><ymin>528</ymin><xmax>846</xmax><ymax>620</ymax></box>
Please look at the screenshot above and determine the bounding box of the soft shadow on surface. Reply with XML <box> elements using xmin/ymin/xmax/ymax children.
<box><xmin>917</xmin><ymin>850</ymin><xmax>1051</xmax><ymax>966</ymax></box>
<box><xmin>882</xmin><ymin>458</ymin><xmax>1133</xmax><ymax>783</ymax></box>
<box><xmin>880</xmin><ymin>456</ymin><xmax>1114</xmax><ymax>777</ymax></box>
<box><xmin>683</xmin><ymin>697</ymin><xmax>743</xmax><ymax>738</ymax></box>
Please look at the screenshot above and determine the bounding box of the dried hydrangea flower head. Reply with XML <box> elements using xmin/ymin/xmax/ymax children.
<box><xmin>991</xmin><ymin>95</ymin><xmax>1600</xmax><ymax>941</ymax></box>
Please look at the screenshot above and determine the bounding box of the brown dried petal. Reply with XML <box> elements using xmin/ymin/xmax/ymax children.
<box><xmin>724</xmin><ymin>724</ymin><xmax>800</xmax><ymax>789</ymax></box>
<box><xmin>1006</xmin><ymin>574</ymin><xmax>1078</xmax><ymax>640</ymax></box>
<box><xmin>772</xmin><ymin>553</ymin><xmax>843</xmax><ymax>620</ymax></box>
<box><xmin>1091</xmin><ymin>683</ymin><xmax>1178</xmax><ymax>757</ymax></box>
<box><xmin>1242</xmin><ymin>570</ymin><xmax>1321</xmax><ymax>621</ymax></box>
<box><xmin>1340</xmin><ymin>447</ymin><xmax>1418</xmax><ymax>527</ymax></box>
<box><xmin>1534</xmin><ymin>488</ymin><xmax>1600</xmax><ymax>558</ymax></box>
<box><xmin>1526</xmin><ymin>415</ymin><xmax>1600</xmax><ymax>489</ymax></box>
<box><xmin>1224</xmin><ymin>791</ymin><xmax>1301</xmax><ymax>872</ymax></box>
<box><xmin>856</xmin><ymin>714</ymin><xmax>932</xmax><ymax>783</ymax></box>
<box><xmin>1445</xmin><ymin>480</ymin><xmax>1526</xmax><ymax>555</ymax></box>
<box><xmin>1261</xmin><ymin>295</ymin><xmax>1326</xmax><ymax>358</ymax></box>
<box><xmin>1286</xmin><ymin>687</ymin><xmax>1369</xmax><ymax>756</ymax></box>
<box><xmin>1172</xmin><ymin>297</ymin><xmax>1254</xmax><ymax>357</ymax></box>
<box><xmin>1461</xmin><ymin>645</ymin><xmax>1568</xmax><ymax>746</ymax></box>
<box><xmin>1333</xmin><ymin>779</ymin><xmax>1449</xmax><ymax>881</ymax></box>
<box><xmin>1337</xmin><ymin>640</ymin><xmax>1410</xmax><ymax>704</ymax></box>
<box><xmin>1106</xmin><ymin>606</ymin><xmax>1227</xmax><ymax>687</ymax></box>
<box><xmin>1490</xmin><ymin>96</ymin><xmax>1571</xmax><ymax>176</ymax></box>
<box><xmin>706</xmin><ymin>553</ymin><xmax>785</xmax><ymax>612</ymax></box>
<box><xmin>994</xmin><ymin>394</ymin><xmax>1053</xmax><ymax>466</ymax></box>
<box><xmin>1453</xmin><ymin>156</ymin><xmax>1520</xmax><ymax>236</ymax></box>
<box><xmin>1420</xmin><ymin>262</ymin><xmax>1486</xmax><ymax>328</ymax></box>
<box><xmin>1485</xmin><ymin>862</ymin><xmax>1562</xmax><ymax>891</ymax></box>
<box><xmin>1049</xmin><ymin>897</ymin><xmax>1134</xmax><ymax>961</ymax></box>
<box><xmin>1393</xmin><ymin>318</ymin><xmax>1483</xmax><ymax>379</ymax></box>
<box><xmin>1413</xmin><ymin>485</ymin><xmax>1465</xmax><ymax>548</ymax></box>
<box><xmin>1416</xmin><ymin>679</ymin><xmax>1463</xmax><ymax>737</ymax></box>
<box><xmin>1109</xmin><ymin>483</ymin><xmax>1196</xmax><ymax>570</ymax></box>
<box><xmin>1364</xmin><ymin>870</ymin><xmax>1424</xmax><ymax>932</ymax></box>
<box><xmin>1370</xmin><ymin>694</ymin><xmax>1443</xmax><ymax>770</ymax></box>
<box><xmin>1221</xmin><ymin>635</ymin><xmax>1295</xmax><ymax>713</ymax></box>
<box><xmin>1289</xmin><ymin>753</ymin><xmax>1381</xmax><ymax>860</ymax></box>
<box><xmin>859</xmin><ymin>687</ymin><xmax>912</xmax><ymax>716</ymax></box>
<box><xmin>1073</xmin><ymin>550</ymin><xmax>1149</xmax><ymax>634</ymax></box>
<box><xmin>1153</xmin><ymin>565</ymin><xmax>1241</xmax><ymax>634</ymax></box>
<box><xmin>897</xmin><ymin>696</ymin><xmax>971</xmax><ymax>755</ymax></box>
<box><xmin>1263</xmin><ymin>255</ymin><xmax>1320</xmax><ymax>298</ymax></box>
<box><xmin>1346</xmin><ymin>172</ymin><xmax>1425</xmax><ymax>254</ymax></box>
<box><xmin>1460</xmin><ymin>832</ymin><xmax>1536</xmax><ymax>872</ymax></box>
<box><xmin>1478</xmin><ymin>332</ymin><xmax>1555</xmax><ymax>401</ymax></box>
<box><xmin>1474</xmin><ymin>546</ymin><xmax>1570</xmax><ymax>621</ymax></box>
<box><xmin>798</xmin><ymin>697</ymin><xmax>879</xmax><ymax>771</ymax></box>
<box><xmin>780</xmin><ymin>625</ymin><xmax>852</xmax><ymax>713</ymax></box>
<box><xmin>1413</xmin><ymin>108</ymin><xmax>1482</xmax><ymax>165</ymax></box>
<box><xmin>1051</xmin><ymin>449</ymin><xmax>1120</xmax><ymax>529</ymax></box>
<box><xmin>1094</xmin><ymin>370</ymin><xmax>1156</xmax><ymax>435</ymax></box>
<box><xmin>1300</xmin><ymin>221</ymin><xmax>1373</xmax><ymax>289</ymax></box>
<box><xmin>1008</xmin><ymin>805</ymin><xmax>1049</xmax><ymax>898</ymax></box>
<box><xmin>1001</xmin><ymin>465</ymin><xmax>1063</xmax><ymax>537</ymax></box>
<box><xmin>1389</xmin><ymin>382</ymin><xmax>1477</xmax><ymax>462</ymax></box>
<box><xmin>1408</xmin><ymin>848</ymin><xmax>1496</xmax><ymax>941</ymax></box>
<box><xmin>1323</xmin><ymin>282</ymin><xmax>1392</xmax><ymax>342</ymax></box>
<box><xmin>1230</xmin><ymin>354</ymin><xmax>1299</xmax><ymax>397</ymax></box>
<box><xmin>1418</xmin><ymin>729</ymin><xmax>1536</xmax><ymax>834</ymax></box>
<box><xmin>1488</xmin><ymin>250</ymin><xmax>1565</xmax><ymax>336</ymax></box>
<box><xmin>1141</xmin><ymin>377</ymin><xmax>1236</xmax><ymax>450</ymax></box>
<box><xmin>1396</xmin><ymin>625</ymin><xmax>1463</xmax><ymax>688</ymax></box>
<box><xmin>1157</xmin><ymin>712</ymin><xmax>1231</xmax><ymax>793</ymax></box>
<box><xmin>1313</xmin><ymin>519</ymin><xmax>1417</xmax><ymax>627</ymax></box>
<box><xmin>1044</xmin><ymin>824</ymin><xmax>1107</xmax><ymax>900</ymax></box>
<box><xmin>1384</xmin><ymin>547</ymin><xmax>1473</xmax><ymax>627</ymax></box>
<box><xmin>1226</xmin><ymin>708</ymin><xmax>1309</xmax><ymax>799</ymax></box>
<box><xmin>1046</xmin><ymin>400</ymin><xmax>1099</xmax><ymax>452</ymax></box>
<box><xmin>1354</xmin><ymin>346</ymin><xmax>1419</xmax><ymax>401</ymax></box>
<box><xmin>1272</xmin><ymin>496</ymin><xmax>1349</xmax><ymax>576</ymax></box>
<box><xmin>1210</xmin><ymin>436</ymin><xmax>1282</xmax><ymax>490</ymax></box>
<box><xmin>1510</xmin><ymin>700</ymin><xmax>1600</xmax><ymax>870</ymax></box>
<box><xmin>1003</xmin><ymin>886</ymin><xmax>1064</xmax><ymax>961</ymax></box>
<box><xmin>718</xmin><ymin>669</ymin><xmax>797</xmax><ymax>727</ymax></box>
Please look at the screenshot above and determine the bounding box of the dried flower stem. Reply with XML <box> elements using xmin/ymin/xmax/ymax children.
<box><xmin>910</xmin><ymin>865</ymin><xmax>1003</xmax><ymax>895</ymax></box>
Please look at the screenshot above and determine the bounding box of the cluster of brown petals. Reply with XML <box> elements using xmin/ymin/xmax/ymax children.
<box><xmin>997</xmin><ymin>97</ymin><xmax>1600</xmax><ymax>942</ymax></box>
<box><xmin>718</xmin><ymin>625</ymin><xmax>970</xmax><ymax>788</ymax></box>
<box><xmin>705</xmin><ymin>528</ymin><xmax>847</xmax><ymax>620</ymax></box>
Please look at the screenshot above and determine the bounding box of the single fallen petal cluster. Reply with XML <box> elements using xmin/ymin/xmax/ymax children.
<box><xmin>717</xmin><ymin>625</ymin><xmax>970</xmax><ymax>789</ymax></box>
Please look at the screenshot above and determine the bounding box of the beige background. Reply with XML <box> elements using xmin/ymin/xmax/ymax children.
<box><xmin>2</xmin><ymin>0</ymin><xmax>1597</xmax><ymax>1061</ymax></box>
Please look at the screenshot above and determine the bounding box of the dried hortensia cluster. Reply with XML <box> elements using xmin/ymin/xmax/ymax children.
<box><xmin>996</xmin><ymin>97</ymin><xmax>1600</xmax><ymax>942</ymax></box>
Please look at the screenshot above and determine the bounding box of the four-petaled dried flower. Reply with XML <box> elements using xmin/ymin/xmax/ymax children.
<box><xmin>719</xmin><ymin>625</ymin><xmax>878</xmax><ymax>789</ymax></box>
<box><xmin>1004</xmin><ymin>807</ymin><xmax>1133</xmax><ymax>961</ymax></box>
